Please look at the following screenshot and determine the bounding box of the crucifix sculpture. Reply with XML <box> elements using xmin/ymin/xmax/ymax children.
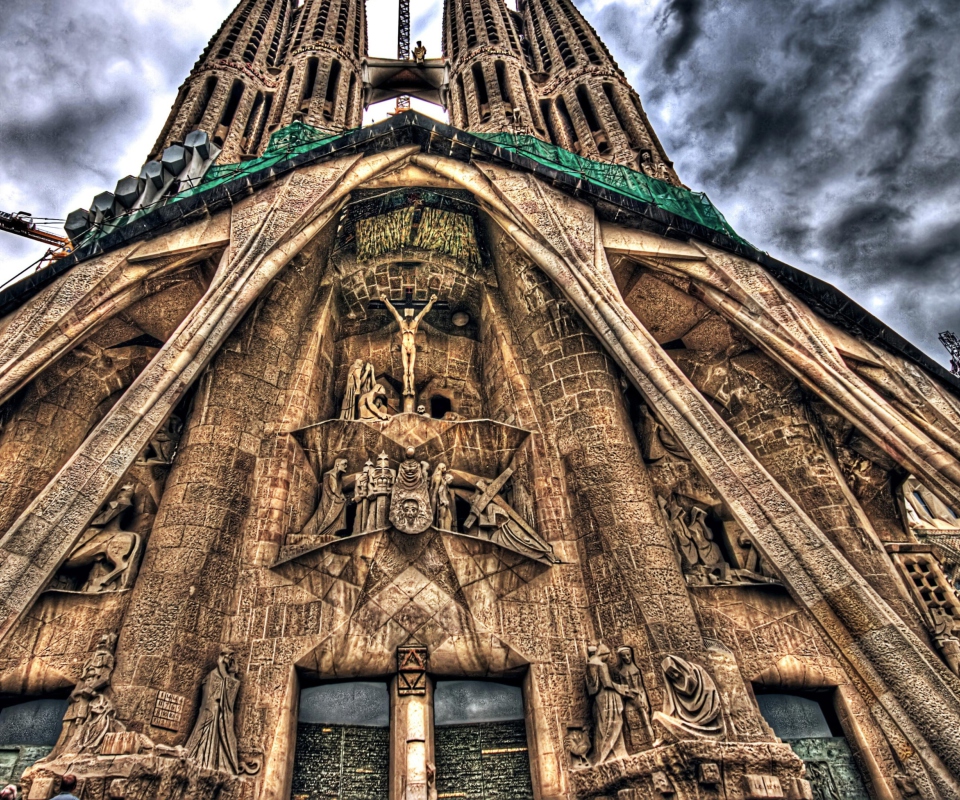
<box><xmin>372</xmin><ymin>288</ymin><xmax>445</xmax><ymax>412</ymax></box>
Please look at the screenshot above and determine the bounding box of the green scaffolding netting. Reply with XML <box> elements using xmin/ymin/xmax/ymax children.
<box><xmin>472</xmin><ymin>132</ymin><xmax>747</xmax><ymax>245</ymax></box>
<box><xmin>76</xmin><ymin>121</ymin><xmax>747</xmax><ymax>250</ymax></box>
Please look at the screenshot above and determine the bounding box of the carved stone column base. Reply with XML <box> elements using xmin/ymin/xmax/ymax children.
<box><xmin>20</xmin><ymin>750</ymin><xmax>238</xmax><ymax>800</ymax></box>
<box><xmin>569</xmin><ymin>740</ymin><xmax>807</xmax><ymax>800</ymax></box>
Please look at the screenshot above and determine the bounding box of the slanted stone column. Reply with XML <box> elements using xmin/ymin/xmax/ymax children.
<box><xmin>111</xmin><ymin>244</ymin><xmax>328</xmax><ymax>746</ymax></box>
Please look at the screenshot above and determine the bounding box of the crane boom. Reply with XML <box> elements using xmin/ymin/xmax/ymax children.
<box><xmin>0</xmin><ymin>210</ymin><xmax>71</xmax><ymax>258</ymax></box>
<box><xmin>395</xmin><ymin>0</ymin><xmax>411</xmax><ymax>112</ymax></box>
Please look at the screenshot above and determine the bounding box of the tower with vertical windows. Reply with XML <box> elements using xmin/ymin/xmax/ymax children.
<box><xmin>3</xmin><ymin>2</ymin><xmax>960</xmax><ymax>800</ymax></box>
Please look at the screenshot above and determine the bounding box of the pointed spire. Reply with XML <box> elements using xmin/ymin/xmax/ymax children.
<box><xmin>517</xmin><ymin>0</ymin><xmax>680</xmax><ymax>182</ymax></box>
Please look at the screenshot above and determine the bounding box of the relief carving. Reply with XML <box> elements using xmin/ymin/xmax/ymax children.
<box><xmin>383</xmin><ymin>293</ymin><xmax>438</xmax><ymax>398</ymax></box>
<box><xmin>585</xmin><ymin>644</ymin><xmax>630</xmax><ymax>765</ymax></box>
<box><xmin>389</xmin><ymin>447</ymin><xmax>433</xmax><ymax>534</ymax></box>
<box><xmin>185</xmin><ymin>649</ymin><xmax>260</xmax><ymax>776</ymax></box>
<box><xmin>615</xmin><ymin>646</ymin><xmax>656</xmax><ymax>750</ymax></box>
<box><xmin>48</xmin><ymin>484</ymin><xmax>144</xmax><ymax>594</ymax></box>
<box><xmin>60</xmin><ymin>634</ymin><xmax>126</xmax><ymax>755</ymax></box>
<box><xmin>340</xmin><ymin>359</ymin><xmax>377</xmax><ymax>421</ymax></box>
<box><xmin>652</xmin><ymin>656</ymin><xmax>724</xmax><ymax>742</ymax></box>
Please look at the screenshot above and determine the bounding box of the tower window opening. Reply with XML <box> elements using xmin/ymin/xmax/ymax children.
<box><xmin>603</xmin><ymin>83</ymin><xmax>639</xmax><ymax>149</ymax></box>
<box><xmin>216</xmin><ymin>79</ymin><xmax>246</xmax><ymax>145</ymax></box>
<box><xmin>575</xmin><ymin>84</ymin><xmax>608</xmax><ymax>153</ymax></box>
<box><xmin>241</xmin><ymin>91</ymin><xmax>265</xmax><ymax>152</ymax></box>
<box><xmin>313</xmin><ymin>0</ymin><xmax>331</xmax><ymax>42</ymax></box>
<box><xmin>268</xmin><ymin>0</ymin><xmax>289</xmax><ymax>65</ymax></box>
<box><xmin>555</xmin><ymin>96</ymin><xmax>580</xmax><ymax>152</ymax></box>
<box><xmin>494</xmin><ymin>60</ymin><xmax>513</xmax><ymax>111</ymax></box>
<box><xmin>521</xmin><ymin>72</ymin><xmax>544</xmax><ymax>134</ymax></box>
<box><xmin>275</xmin><ymin>66</ymin><xmax>295</xmax><ymax>124</ymax></box>
<box><xmin>540</xmin><ymin>99</ymin><xmax>559</xmax><ymax>144</ymax></box>
<box><xmin>448</xmin><ymin>3</ymin><xmax>462</xmax><ymax>59</ymax></box>
<box><xmin>345</xmin><ymin>74</ymin><xmax>358</xmax><ymax>128</ymax></box>
<box><xmin>431</xmin><ymin>396</ymin><xmax>453</xmax><ymax>419</ymax></box>
<box><xmin>472</xmin><ymin>63</ymin><xmax>491</xmax><ymax>122</ymax></box>
<box><xmin>462</xmin><ymin>1</ymin><xmax>478</xmax><ymax>48</ymax></box>
<box><xmin>324</xmin><ymin>60</ymin><xmax>342</xmax><ymax>120</ymax></box>
<box><xmin>544</xmin><ymin>7</ymin><xmax>576</xmax><ymax>69</ymax></box>
<box><xmin>301</xmin><ymin>57</ymin><xmax>320</xmax><ymax>111</ymax></box>
<box><xmin>456</xmin><ymin>74</ymin><xmax>470</xmax><ymax>126</ymax></box>
<box><xmin>352</xmin><ymin>2</ymin><xmax>363</xmax><ymax>57</ymax></box>
<box><xmin>252</xmin><ymin>94</ymin><xmax>274</xmax><ymax>152</ymax></box>
<box><xmin>482</xmin><ymin>4</ymin><xmax>500</xmax><ymax>44</ymax></box>
<box><xmin>335</xmin><ymin>0</ymin><xmax>351</xmax><ymax>44</ymax></box>
<box><xmin>528</xmin><ymin>4</ymin><xmax>553</xmax><ymax>71</ymax></box>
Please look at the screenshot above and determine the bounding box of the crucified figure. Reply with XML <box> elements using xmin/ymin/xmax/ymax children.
<box><xmin>384</xmin><ymin>294</ymin><xmax>438</xmax><ymax>396</ymax></box>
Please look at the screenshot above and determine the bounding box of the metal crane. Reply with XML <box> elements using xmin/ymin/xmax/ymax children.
<box><xmin>0</xmin><ymin>210</ymin><xmax>72</xmax><ymax>260</ymax></box>
<box><xmin>394</xmin><ymin>0</ymin><xmax>412</xmax><ymax>113</ymax></box>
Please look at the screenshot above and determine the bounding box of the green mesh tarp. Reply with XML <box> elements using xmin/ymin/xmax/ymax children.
<box><xmin>473</xmin><ymin>132</ymin><xmax>747</xmax><ymax>245</ymax></box>
<box><xmin>76</xmin><ymin>120</ymin><xmax>747</xmax><ymax>250</ymax></box>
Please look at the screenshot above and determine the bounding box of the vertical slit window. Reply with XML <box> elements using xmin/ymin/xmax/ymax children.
<box><xmin>268</xmin><ymin>1</ymin><xmax>288</xmax><ymax>65</ymax></box>
<box><xmin>324</xmin><ymin>60</ymin><xmax>342</xmax><ymax>120</ymax></box>
<box><xmin>253</xmin><ymin>94</ymin><xmax>274</xmax><ymax>152</ymax></box>
<box><xmin>556</xmin><ymin>96</ymin><xmax>579</xmax><ymax>151</ymax></box>
<box><xmin>462</xmin><ymin>1</ymin><xmax>478</xmax><ymax>48</ymax></box>
<box><xmin>494</xmin><ymin>61</ymin><xmax>512</xmax><ymax>108</ymax></box>
<box><xmin>345</xmin><ymin>74</ymin><xmax>357</xmax><ymax>128</ymax></box>
<box><xmin>540</xmin><ymin>99</ymin><xmax>559</xmax><ymax>144</ymax></box>
<box><xmin>217</xmin><ymin>79</ymin><xmax>246</xmax><ymax>144</ymax></box>
<box><xmin>301</xmin><ymin>57</ymin><xmax>320</xmax><ymax>111</ymax></box>
<box><xmin>603</xmin><ymin>83</ymin><xmax>639</xmax><ymax>148</ymax></box>
<box><xmin>472</xmin><ymin>63</ymin><xmax>490</xmax><ymax>122</ymax></box>
<box><xmin>352</xmin><ymin>3</ymin><xmax>363</xmax><ymax>57</ymax></box>
<box><xmin>456</xmin><ymin>75</ymin><xmax>470</xmax><ymax>126</ymax></box>
<box><xmin>528</xmin><ymin>4</ymin><xmax>553</xmax><ymax>71</ymax></box>
<box><xmin>335</xmin><ymin>0</ymin><xmax>350</xmax><ymax>44</ymax></box>
<box><xmin>241</xmin><ymin>91</ymin><xmax>265</xmax><ymax>151</ymax></box>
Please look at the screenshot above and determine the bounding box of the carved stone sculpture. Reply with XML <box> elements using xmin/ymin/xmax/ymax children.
<box><xmin>368</xmin><ymin>451</ymin><xmax>396</xmax><ymax>530</ymax></box>
<box><xmin>358</xmin><ymin>383</ymin><xmax>391</xmax><ymax>420</ymax></box>
<box><xmin>340</xmin><ymin>359</ymin><xmax>376</xmax><ymax>420</ymax></box>
<box><xmin>52</xmin><ymin>485</ymin><xmax>142</xmax><ymax>593</ymax></box>
<box><xmin>930</xmin><ymin>607</ymin><xmax>960</xmax><ymax>676</ymax></box>
<box><xmin>353</xmin><ymin>460</ymin><xmax>373</xmax><ymax>536</ymax></box>
<box><xmin>615</xmin><ymin>645</ymin><xmax>656</xmax><ymax>749</ymax></box>
<box><xmin>638</xmin><ymin>406</ymin><xmax>688</xmax><ymax>462</ymax></box>
<box><xmin>135</xmin><ymin>414</ymin><xmax>183</xmax><ymax>466</ymax></box>
<box><xmin>436</xmin><ymin>471</ymin><xmax>456</xmax><ymax>532</ymax></box>
<box><xmin>185</xmin><ymin>649</ymin><xmax>259</xmax><ymax>775</ymax></box>
<box><xmin>564</xmin><ymin>725</ymin><xmax>592</xmax><ymax>769</ymax></box>
<box><xmin>62</xmin><ymin>634</ymin><xmax>126</xmax><ymax>755</ymax></box>
<box><xmin>653</xmin><ymin>656</ymin><xmax>724</xmax><ymax>741</ymax></box>
<box><xmin>466</xmin><ymin>479</ymin><xmax>558</xmax><ymax>562</ymax></box>
<box><xmin>303</xmin><ymin>458</ymin><xmax>349</xmax><ymax>539</ymax></box>
<box><xmin>390</xmin><ymin>447</ymin><xmax>433</xmax><ymax>534</ymax></box>
<box><xmin>585</xmin><ymin>644</ymin><xmax>629</xmax><ymax>764</ymax></box>
<box><xmin>384</xmin><ymin>294</ymin><xmax>438</xmax><ymax>397</ymax></box>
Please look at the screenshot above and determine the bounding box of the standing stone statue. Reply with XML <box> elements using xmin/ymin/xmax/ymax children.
<box><xmin>659</xmin><ymin>495</ymin><xmax>697</xmax><ymax>571</ymax></box>
<box><xmin>302</xmin><ymin>458</ymin><xmax>349</xmax><ymax>539</ymax></box>
<box><xmin>585</xmin><ymin>644</ymin><xmax>629</xmax><ymax>764</ymax></box>
<box><xmin>353</xmin><ymin>461</ymin><xmax>372</xmax><ymax>536</ymax></box>
<box><xmin>688</xmin><ymin>507</ymin><xmax>725</xmax><ymax>576</ymax></box>
<box><xmin>615</xmin><ymin>646</ymin><xmax>656</xmax><ymax>749</ymax></box>
<box><xmin>436</xmin><ymin>472</ymin><xmax>456</xmax><ymax>532</ymax></box>
<box><xmin>340</xmin><ymin>359</ymin><xmax>376</xmax><ymax>420</ymax></box>
<box><xmin>383</xmin><ymin>294</ymin><xmax>438</xmax><ymax>398</ymax></box>
<box><xmin>186</xmin><ymin>648</ymin><xmax>257</xmax><ymax>775</ymax></box>
<box><xmin>62</xmin><ymin>634</ymin><xmax>119</xmax><ymax>751</ymax></box>
<box><xmin>368</xmin><ymin>452</ymin><xmax>396</xmax><ymax>530</ymax></box>
<box><xmin>653</xmin><ymin>656</ymin><xmax>724</xmax><ymax>741</ymax></box>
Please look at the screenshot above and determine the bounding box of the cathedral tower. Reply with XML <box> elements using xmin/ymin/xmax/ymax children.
<box><xmin>150</xmin><ymin>0</ymin><xmax>295</xmax><ymax>162</ymax></box>
<box><xmin>442</xmin><ymin>0</ymin><xmax>545</xmax><ymax>135</ymax></box>
<box><xmin>151</xmin><ymin>0</ymin><xmax>366</xmax><ymax>163</ymax></box>
<box><xmin>274</xmin><ymin>0</ymin><xmax>367</xmax><ymax>133</ymax></box>
<box><xmin>516</xmin><ymin>0</ymin><xmax>678</xmax><ymax>179</ymax></box>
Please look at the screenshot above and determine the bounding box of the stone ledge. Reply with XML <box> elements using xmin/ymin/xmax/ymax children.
<box><xmin>569</xmin><ymin>740</ymin><xmax>804</xmax><ymax>797</ymax></box>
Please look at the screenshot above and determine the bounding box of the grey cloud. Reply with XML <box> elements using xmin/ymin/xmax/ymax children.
<box><xmin>588</xmin><ymin>0</ymin><xmax>960</xmax><ymax>366</ymax></box>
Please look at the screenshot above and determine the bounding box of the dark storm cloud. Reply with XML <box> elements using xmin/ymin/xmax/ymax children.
<box><xmin>590</xmin><ymin>0</ymin><xmax>960</xmax><ymax>365</ymax></box>
<box><xmin>0</xmin><ymin>1</ymin><xmax>216</xmax><ymax>268</ymax></box>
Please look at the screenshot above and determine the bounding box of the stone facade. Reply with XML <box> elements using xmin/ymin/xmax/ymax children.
<box><xmin>2</xmin><ymin>4</ymin><xmax>960</xmax><ymax>800</ymax></box>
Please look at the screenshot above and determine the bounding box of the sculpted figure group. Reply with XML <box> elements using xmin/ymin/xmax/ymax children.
<box><xmin>575</xmin><ymin>644</ymin><xmax>723</xmax><ymax>768</ymax></box>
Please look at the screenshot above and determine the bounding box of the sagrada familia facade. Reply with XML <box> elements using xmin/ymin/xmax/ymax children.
<box><xmin>1</xmin><ymin>1</ymin><xmax>959</xmax><ymax>799</ymax></box>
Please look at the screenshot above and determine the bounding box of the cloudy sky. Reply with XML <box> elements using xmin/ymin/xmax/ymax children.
<box><xmin>1</xmin><ymin>0</ymin><xmax>958</xmax><ymax>366</ymax></box>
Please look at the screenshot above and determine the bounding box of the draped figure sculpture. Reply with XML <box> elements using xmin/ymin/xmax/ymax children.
<box><xmin>340</xmin><ymin>360</ymin><xmax>376</xmax><ymax>420</ymax></box>
<box><xmin>186</xmin><ymin>649</ymin><xmax>259</xmax><ymax>775</ymax></box>
<box><xmin>653</xmin><ymin>655</ymin><xmax>724</xmax><ymax>742</ymax></box>
<box><xmin>585</xmin><ymin>644</ymin><xmax>630</xmax><ymax>764</ymax></box>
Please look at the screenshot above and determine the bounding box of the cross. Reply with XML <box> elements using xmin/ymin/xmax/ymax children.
<box><xmin>368</xmin><ymin>287</ymin><xmax>449</xmax><ymax>314</ymax></box>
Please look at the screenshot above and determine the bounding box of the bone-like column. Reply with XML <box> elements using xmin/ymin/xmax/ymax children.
<box><xmin>0</xmin><ymin>150</ymin><xmax>417</xmax><ymax>648</ymax></box>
